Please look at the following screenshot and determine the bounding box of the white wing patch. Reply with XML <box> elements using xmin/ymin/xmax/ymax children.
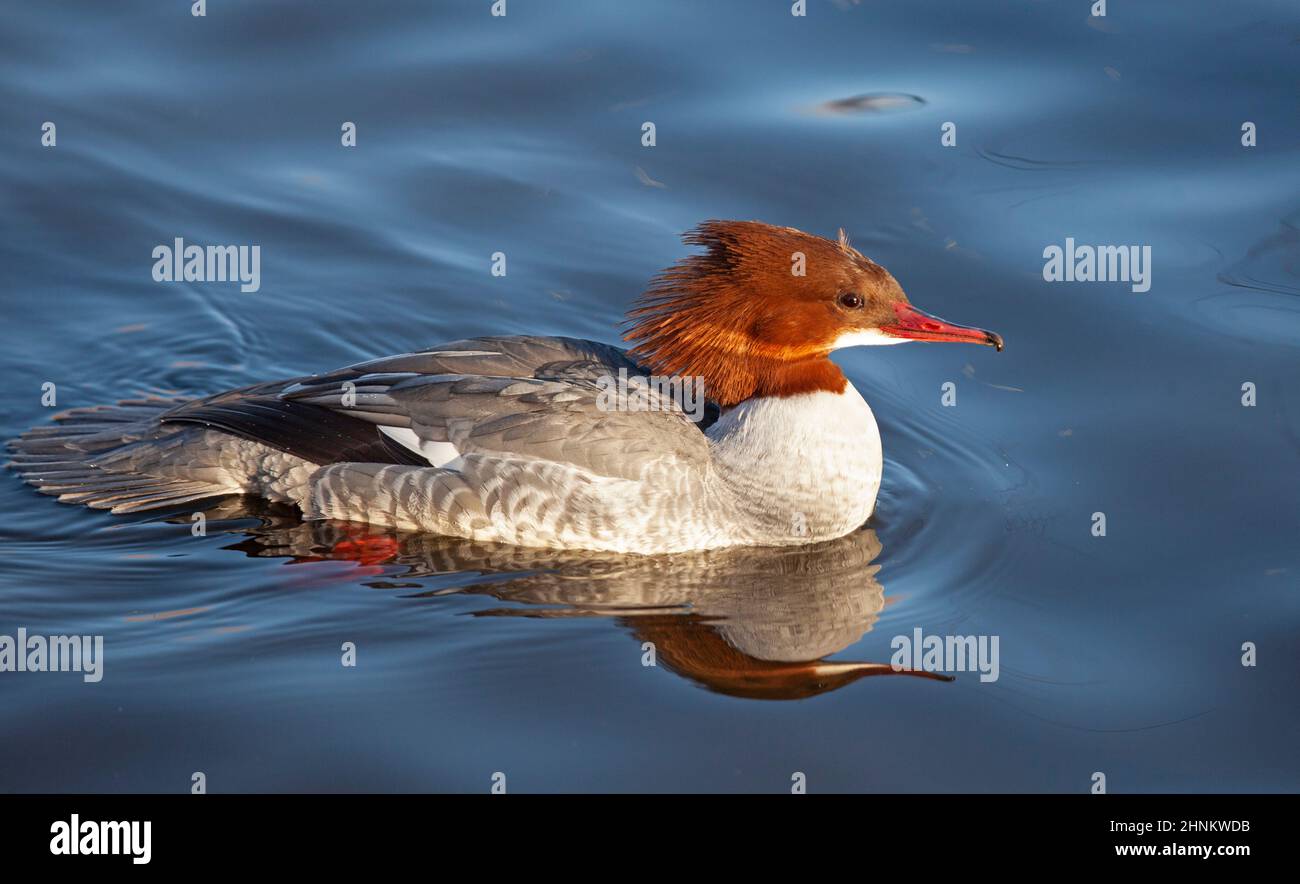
<box><xmin>379</xmin><ymin>426</ymin><xmax>461</xmax><ymax>468</ymax></box>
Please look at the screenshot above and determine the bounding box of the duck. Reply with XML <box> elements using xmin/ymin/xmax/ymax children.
<box><xmin>8</xmin><ymin>221</ymin><xmax>1002</xmax><ymax>554</ymax></box>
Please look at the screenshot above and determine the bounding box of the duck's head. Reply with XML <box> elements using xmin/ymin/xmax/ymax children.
<box><xmin>625</xmin><ymin>220</ymin><xmax>1002</xmax><ymax>407</ymax></box>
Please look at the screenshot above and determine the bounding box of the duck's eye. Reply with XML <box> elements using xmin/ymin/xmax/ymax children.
<box><xmin>838</xmin><ymin>292</ymin><xmax>864</xmax><ymax>309</ymax></box>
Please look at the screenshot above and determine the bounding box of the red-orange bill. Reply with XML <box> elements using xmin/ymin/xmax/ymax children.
<box><xmin>881</xmin><ymin>302</ymin><xmax>1004</xmax><ymax>351</ymax></box>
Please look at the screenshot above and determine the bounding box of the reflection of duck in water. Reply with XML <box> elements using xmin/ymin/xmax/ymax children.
<box><xmin>210</xmin><ymin>500</ymin><xmax>950</xmax><ymax>700</ymax></box>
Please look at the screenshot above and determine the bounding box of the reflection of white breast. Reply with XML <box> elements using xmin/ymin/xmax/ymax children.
<box><xmin>705</xmin><ymin>385</ymin><xmax>884</xmax><ymax>543</ymax></box>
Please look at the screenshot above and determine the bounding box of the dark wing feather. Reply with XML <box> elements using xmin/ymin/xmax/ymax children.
<box><xmin>162</xmin><ymin>390</ymin><xmax>427</xmax><ymax>466</ymax></box>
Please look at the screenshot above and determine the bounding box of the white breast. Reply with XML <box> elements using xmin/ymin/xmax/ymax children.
<box><xmin>705</xmin><ymin>385</ymin><xmax>883</xmax><ymax>544</ymax></box>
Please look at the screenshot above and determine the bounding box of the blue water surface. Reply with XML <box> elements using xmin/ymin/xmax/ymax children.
<box><xmin>0</xmin><ymin>0</ymin><xmax>1297</xmax><ymax>792</ymax></box>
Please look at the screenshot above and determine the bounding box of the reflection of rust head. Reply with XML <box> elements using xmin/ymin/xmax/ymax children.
<box><xmin>630</xmin><ymin>615</ymin><xmax>952</xmax><ymax>701</ymax></box>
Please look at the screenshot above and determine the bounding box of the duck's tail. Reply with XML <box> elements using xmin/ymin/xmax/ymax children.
<box><xmin>6</xmin><ymin>398</ymin><xmax>240</xmax><ymax>513</ymax></box>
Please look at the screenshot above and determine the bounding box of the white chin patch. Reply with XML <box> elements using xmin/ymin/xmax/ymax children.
<box><xmin>833</xmin><ymin>329</ymin><xmax>908</xmax><ymax>349</ymax></box>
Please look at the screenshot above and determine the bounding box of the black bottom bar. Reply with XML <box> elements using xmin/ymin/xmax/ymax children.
<box><xmin>3</xmin><ymin>794</ymin><xmax>1285</xmax><ymax>868</ymax></box>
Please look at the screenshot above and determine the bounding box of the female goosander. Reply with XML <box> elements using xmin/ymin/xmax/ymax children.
<box><xmin>9</xmin><ymin>221</ymin><xmax>1002</xmax><ymax>555</ymax></box>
